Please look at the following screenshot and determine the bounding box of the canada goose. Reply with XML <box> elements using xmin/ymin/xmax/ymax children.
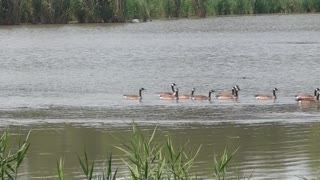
<box><xmin>255</xmin><ymin>88</ymin><xmax>278</xmax><ymax>100</ymax></box>
<box><xmin>296</xmin><ymin>89</ymin><xmax>320</xmax><ymax>102</ymax></box>
<box><xmin>123</xmin><ymin>88</ymin><xmax>145</xmax><ymax>100</ymax></box>
<box><xmin>157</xmin><ymin>83</ymin><xmax>176</xmax><ymax>96</ymax></box>
<box><xmin>298</xmin><ymin>91</ymin><xmax>320</xmax><ymax>109</ymax></box>
<box><xmin>179</xmin><ymin>88</ymin><xmax>195</xmax><ymax>99</ymax></box>
<box><xmin>192</xmin><ymin>90</ymin><xmax>215</xmax><ymax>100</ymax></box>
<box><xmin>216</xmin><ymin>87</ymin><xmax>239</xmax><ymax>99</ymax></box>
<box><xmin>295</xmin><ymin>88</ymin><xmax>320</xmax><ymax>101</ymax></box>
<box><xmin>159</xmin><ymin>88</ymin><xmax>179</xmax><ymax>100</ymax></box>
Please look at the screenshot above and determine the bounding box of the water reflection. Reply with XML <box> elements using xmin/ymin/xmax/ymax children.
<box><xmin>298</xmin><ymin>101</ymin><xmax>320</xmax><ymax>110</ymax></box>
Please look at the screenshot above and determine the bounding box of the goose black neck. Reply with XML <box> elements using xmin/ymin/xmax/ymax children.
<box><xmin>315</xmin><ymin>89</ymin><xmax>318</xmax><ymax>97</ymax></box>
<box><xmin>139</xmin><ymin>89</ymin><xmax>142</xmax><ymax>97</ymax></box>
<box><xmin>191</xmin><ymin>89</ymin><xmax>195</xmax><ymax>96</ymax></box>
<box><xmin>171</xmin><ymin>85</ymin><xmax>175</xmax><ymax>93</ymax></box>
<box><xmin>273</xmin><ymin>89</ymin><xmax>277</xmax><ymax>99</ymax></box>
<box><xmin>232</xmin><ymin>88</ymin><xmax>235</xmax><ymax>95</ymax></box>
<box><xmin>209</xmin><ymin>91</ymin><xmax>212</xmax><ymax>98</ymax></box>
<box><xmin>234</xmin><ymin>89</ymin><xmax>238</xmax><ymax>97</ymax></box>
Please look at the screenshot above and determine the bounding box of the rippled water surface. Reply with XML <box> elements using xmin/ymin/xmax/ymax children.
<box><xmin>0</xmin><ymin>14</ymin><xmax>320</xmax><ymax>179</ymax></box>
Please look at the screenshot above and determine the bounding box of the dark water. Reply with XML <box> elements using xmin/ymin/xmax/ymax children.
<box><xmin>0</xmin><ymin>14</ymin><xmax>320</xmax><ymax>179</ymax></box>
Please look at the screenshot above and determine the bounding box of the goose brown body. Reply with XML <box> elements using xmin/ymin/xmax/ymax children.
<box><xmin>123</xmin><ymin>88</ymin><xmax>145</xmax><ymax>100</ymax></box>
<box><xmin>192</xmin><ymin>90</ymin><xmax>214</xmax><ymax>100</ymax></box>
<box><xmin>159</xmin><ymin>88</ymin><xmax>179</xmax><ymax>100</ymax></box>
<box><xmin>296</xmin><ymin>89</ymin><xmax>319</xmax><ymax>102</ymax></box>
<box><xmin>295</xmin><ymin>88</ymin><xmax>319</xmax><ymax>101</ymax></box>
<box><xmin>216</xmin><ymin>87</ymin><xmax>239</xmax><ymax>99</ymax></box>
<box><xmin>216</xmin><ymin>88</ymin><xmax>235</xmax><ymax>99</ymax></box>
<box><xmin>255</xmin><ymin>88</ymin><xmax>278</xmax><ymax>100</ymax></box>
<box><xmin>179</xmin><ymin>88</ymin><xmax>195</xmax><ymax>99</ymax></box>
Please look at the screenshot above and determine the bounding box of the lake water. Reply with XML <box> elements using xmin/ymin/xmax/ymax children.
<box><xmin>0</xmin><ymin>14</ymin><xmax>320</xmax><ymax>179</ymax></box>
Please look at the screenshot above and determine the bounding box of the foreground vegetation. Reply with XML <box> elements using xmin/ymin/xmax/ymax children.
<box><xmin>1</xmin><ymin>124</ymin><xmax>318</xmax><ymax>179</ymax></box>
<box><xmin>0</xmin><ymin>130</ymin><xmax>30</xmax><ymax>179</ymax></box>
<box><xmin>1</xmin><ymin>0</ymin><xmax>320</xmax><ymax>25</ymax></box>
<box><xmin>1</xmin><ymin>125</ymin><xmax>246</xmax><ymax>179</ymax></box>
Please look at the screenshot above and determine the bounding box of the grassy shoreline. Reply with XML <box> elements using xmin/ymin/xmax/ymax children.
<box><xmin>1</xmin><ymin>12</ymin><xmax>319</xmax><ymax>27</ymax></box>
<box><xmin>1</xmin><ymin>0</ymin><xmax>320</xmax><ymax>25</ymax></box>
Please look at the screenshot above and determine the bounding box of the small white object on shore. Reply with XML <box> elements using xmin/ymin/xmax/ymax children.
<box><xmin>130</xmin><ymin>19</ymin><xmax>140</xmax><ymax>23</ymax></box>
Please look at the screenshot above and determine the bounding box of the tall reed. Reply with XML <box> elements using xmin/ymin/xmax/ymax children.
<box><xmin>57</xmin><ymin>157</ymin><xmax>64</xmax><ymax>180</ymax></box>
<box><xmin>213</xmin><ymin>148</ymin><xmax>238</xmax><ymax>180</ymax></box>
<box><xmin>116</xmin><ymin>124</ymin><xmax>202</xmax><ymax>179</ymax></box>
<box><xmin>116</xmin><ymin>125</ymin><xmax>165</xmax><ymax>179</ymax></box>
<box><xmin>0</xmin><ymin>129</ymin><xmax>31</xmax><ymax>180</ymax></box>
<box><xmin>57</xmin><ymin>152</ymin><xmax>118</xmax><ymax>180</ymax></box>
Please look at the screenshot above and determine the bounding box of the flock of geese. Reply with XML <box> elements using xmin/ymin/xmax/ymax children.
<box><xmin>123</xmin><ymin>83</ymin><xmax>320</xmax><ymax>103</ymax></box>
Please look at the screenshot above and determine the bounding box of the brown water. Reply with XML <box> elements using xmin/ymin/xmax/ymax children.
<box><xmin>0</xmin><ymin>14</ymin><xmax>320</xmax><ymax>179</ymax></box>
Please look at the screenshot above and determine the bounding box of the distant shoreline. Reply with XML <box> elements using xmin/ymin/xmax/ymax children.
<box><xmin>1</xmin><ymin>12</ymin><xmax>319</xmax><ymax>27</ymax></box>
<box><xmin>1</xmin><ymin>0</ymin><xmax>320</xmax><ymax>25</ymax></box>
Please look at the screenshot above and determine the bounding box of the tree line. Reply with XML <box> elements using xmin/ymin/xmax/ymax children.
<box><xmin>1</xmin><ymin>0</ymin><xmax>320</xmax><ymax>25</ymax></box>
